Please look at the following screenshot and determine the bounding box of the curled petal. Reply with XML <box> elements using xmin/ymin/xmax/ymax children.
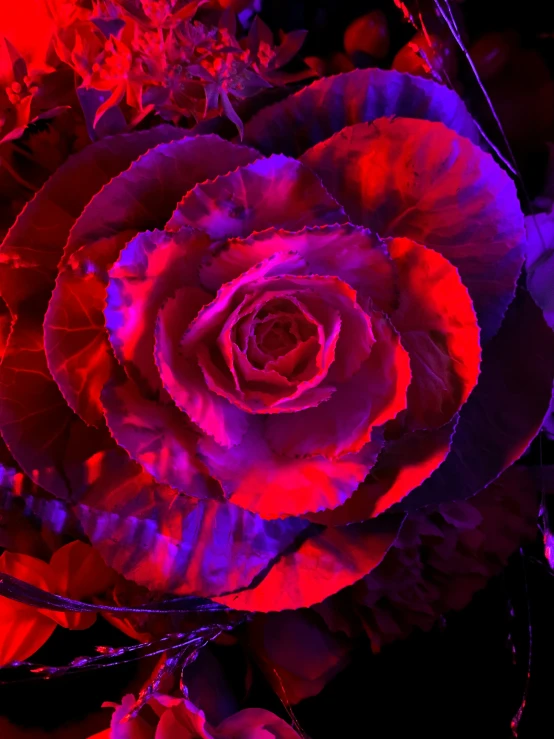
<box><xmin>167</xmin><ymin>154</ymin><xmax>347</xmax><ymax>237</ymax></box>
<box><xmin>105</xmin><ymin>228</ymin><xmax>212</xmax><ymax>393</ymax></box>
<box><xmin>199</xmin><ymin>274</ymin><xmax>373</xmax><ymax>413</ymax></box>
<box><xmin>0</xmin><ymin>126</ymin><xmax>183</xmax><ymax>315</ymax></box>
<box><xmin>44</xmin><ymin>249</ymin><xmax>124</xmax><ymax>427</ymax></box>
<box><xmin>0</xmin><ymin>316</ymin><xmax>120</xmax><ymax>497</ymax></box>
<box><xmin>301</xmin><ymin>118</ymin><xmax>524</xmax><ymax>342</ymax></box>
<box><xmin>0</xmin><ymin>129</ymin><xmax>187</xmax><ymax>492</ymax></box>
<box><xmin>200</xmin><ymin>224</ymin><xmax>396</xmax><ymax>314</ymax></box>
<box><xmin>155</xmin><ymin>287</ymin><xmax>250</xmax><ymax>448</ymax></box>
<box><xmin>266</xmin><ymin>312</ymin><xmax>410</xmax><ymax>459</ymax></box>
<box><xmin>62</xmin><ymin>135</ymin><xmax>260</xmax><ymax>268</ymax></box>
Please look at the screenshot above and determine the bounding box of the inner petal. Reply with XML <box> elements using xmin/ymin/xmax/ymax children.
<box><xmin>256</xmin><ymin>316</ymin><xmax>298</xmax><ymax>357</ymax></box>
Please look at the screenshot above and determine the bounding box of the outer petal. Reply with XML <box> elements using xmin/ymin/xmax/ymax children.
<box><xmin>0</xmin><ymin>126</ymin><xmax>183</xmax><ymax>315</ymax></box>
<box><xmin>301</xmin><ymin>119</ymin><xmax>524</xmax><ymax>342</ymax></box>
<box><xmin>215</xmin><ymin>514</ymin><xmax>402</xmax><ymax>612</ymax></box>
<box><xmin>0</xmin><ymin>315</ymin><xmax>122</xmax><ymax>497</ymax></box>
<box><xmin>200</xmin><ymin>224</ymin><xmax>396</xmax><ymax>314</ymax></box>
<box><xmin>0</xmin><ymin>128</ymin><xmax>185</xmax><ymax>496</ymax></box>
<box><xmin>266</xmin><ymin>311</ymin><xmax>410</xmax><ymax>459</ymax></box>
<box><xmin>198</xmin><ymin>422</ymin><xmax>385</xmax><ymax>520</ymax></box>
<box><xmin>401</xmin><ymin>289</ymin><xmax>554</xmax><ymax>510</ymax></box>
<box><xmin>62</xmin><ymin>136</ymin><xmax>260</xmax><ymax>269</ymax></box>
<box><xmin>49</xmin><ymin>541</ymin><xmax>116</xmax><ymax>601</ymax></box>
<box><xmin>105</xmin><ymin>228</ymin><xmax>212</xmax><ymax>393</ymax></box>
<box><xmin>386</xmin><ymin>238</ymin><xmax>481</xmax><ymax>430</ymax></box>
<box><xmin>243</xmin><ymin>68</ymin><xmax>480</xmax><ymax>157</ymax></box>
<box><xmin>166</xmin><ymin>154</ymin><xmax>347</xmax><ymax>237</ymax></box>
<box><xmin>74</xmin><ymin>464</ymin><xmax>309</xmax><ymax>597</ymax></box>
<box><xmin>44</xmin><ymin>136</ymin><xmax>260</xmax><ymax>426</ymax></box>
<box><xmin>309</xmin><ymin>419</ymin><xmax>457</xmax><ymax>526</ymax></box>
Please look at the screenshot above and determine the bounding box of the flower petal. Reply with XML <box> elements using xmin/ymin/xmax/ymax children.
<box><xmin>44</xmin><ymin>136</ymin><xmax>260</xmax><ymax>426</ymax></box>
<box><xmin>198</xmin><ymin>421</ymin><xmax>384</xmax><ymax>519</ymax></box>
<box><xmin>101</xmin><ymin>377</ymin><xmax>219</xmax><ymax>499</ymax></box>
<box><xmin>309</xmin><ymin>419</ymin><xmax>457</xmax><ymax>526</ymax></box>
<box><xmin>243</xmin><ymin>68</ymin><xmax>480</xmax><ymax>157</ymax></box>
<box><xmin>0</xmin><ymin>603</ymin><xmax>56</xmax><ymax>667</ymax></box>
<box><xmin>105</xmin><ymin>228</ymin><xmax>212</xmax><ymax>393</ymax></box>
<box><xmin>155</xmin><ymin>287</ymin><xmax>250</xmax><ymax>448</ymax></box>
<box><xmin>74</xmin><ymin>466</ymin><xmax>309</xmax><ymax>597</ymax></box>
<box><xmin>386</xmin><ymin>238</ymin><xmax>481</xmax><ymax>430</ymax></box>
<box><xmin>0</xmin><ymin>551</ymin><xmax>57</xmax><ymax>665</ymax></box>
<box><xmin>215</xmin><ymin>514</ymin><xmax>402</xmax><ymax>612</ymax></box>
<box><xmin>49</xmin><ymin>541</ymin><xmax>116</xmax><ymax>601</ymax></box>
<box><xmin>200</xmin><ymin>224</ymin><xmax>396</xmax><ymax>314</ymax></box>
<box><xmin>0</xmin><ymin>316</ymin><xmax>121</xmax><ymax>497</ymax></box>
<box><xmin>301</xmin><ymin>119</ymin><xmax>524</xmax><ymax>342</ymax></box>
<box><xmin>266</xmin><ymin>312</ymin><xmax>410</xmax><ymax>458</ymax></box>
<box><xmin>0</xmin><ymin>126</ymin><xmax>183</xmax><ymax>315</ymax></box>
<box><xmin>200</xmin><ymin>274</ymin><xmax>372</xmax><ymax>413</ymax></box>
<box><xmin>167</xmin><ymin>154</ymin><xmax>347</xmax><ymax>237</ymax></box>
<box><xmin>0</xmin><ymin>129</ymin><xmax>185</xmax><ymax>494</ymax></box>
<box><xmin>401</xmin><ymin>289</ymin><xmax>554</xmax><ymax>510</ymax></box>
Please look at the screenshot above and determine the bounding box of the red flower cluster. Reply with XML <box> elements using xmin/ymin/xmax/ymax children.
<box><xmin>0</xmin><ymin>0</ymin><xmax>309</xmax><ymax>143</ymax></box>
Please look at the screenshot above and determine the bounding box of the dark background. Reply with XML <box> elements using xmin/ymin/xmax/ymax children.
<box><xmin>2</xmin><ymin>1</ymin><xmax>554</xmax><ymax>737</ymax></box>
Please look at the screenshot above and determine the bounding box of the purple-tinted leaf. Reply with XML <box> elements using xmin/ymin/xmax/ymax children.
<box><xmin>400</xmin><ymin>289</ymin><xmax>554</xmax><ymax>510</ymax></box>
<box><xmin>243</xmin><ymin>68</ymin><xmax>481</xmax><ymax>158</ymax></box>
<box><xmin>74</xmin><ymin>466</ymin><xmax>309</xmax><ymax>598</ymax></box>
<box><xmin>215</xmin><ymin>514</ymin><xmax>402</xmax><ymax>612</ymax></box>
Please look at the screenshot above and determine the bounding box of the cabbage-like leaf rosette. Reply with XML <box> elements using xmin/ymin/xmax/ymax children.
<box><xmin>0</xmin><ymin>69</ymin><xmax>552</xmax><ymax>613</ymax></box>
